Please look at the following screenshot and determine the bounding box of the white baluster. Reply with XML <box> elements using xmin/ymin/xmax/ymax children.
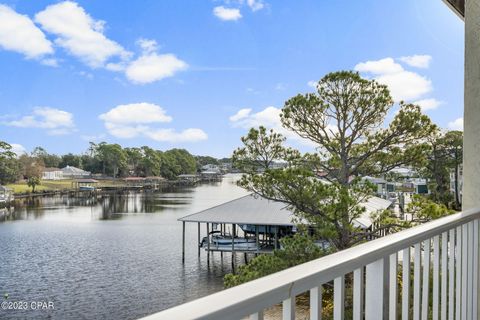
<box><xmin>402</xmin><ymin>247</ymin><xmax>411</xmax><ymax>320</ymax></box>
<box><xmin>250</xmin><ymin>311</ymin><xmax>264</xmax><ymax>320</ymax></box>
<box><xmin>353</xmin><ymin>268</ymin><xmax>363</xmax><ymax>320</ymax></box>
<box><xmin>282</xmin><ymin>296</ymin><xmax>295</xmax><ymax>320</ymax></box>
<box><xmin>310</xmin><ymin>285</ymin><xmax>322</xmax><ymax>320</ymax></box>
<box><xmin>441</xmin><ymin>232</ymin><xmax>448</xmax><ymax>320</ymax></box>
<box><xmin>334</xmin><ymin>276</ymin><xmax>344</xmax><ymax>320</ymax></box>
<box><xmin>414</xmin><ymin>243</ymin><xmax>421</xmax><ymax>320</ymax></box>
<box><xmin>456</xmin><ymin>226</ymin><xmax>462</xmax><ymax>320</ymax></box>
<box><xmin>422</xmin><ymin>239</ymin><xmax>431</xmax><ymax>320</ymax></box>
<box><xmin>433</xmin><ymin>235</ymin><xmax>440</xmax><ymax>320</ymax></box>
<box><xmin>467</xmin><ymin>222</ymin><xmax>474</xmax><ymax>319</ymax></box>
<box><xmin>448</xmin><ymin>229</ymin><xmax>455</xmax><ymax>320</ymax></box>
<box><xmin>365</xmin><ymin>259</ymin><xmax>384</xmax><ymax>320</ymax></box>
<box><xmin>473</xmin><ymin>220</ymin><xmax>478</xmax><ymax>319</ymax></box>
<box><xmin>461</xmin><ymin>224</ymin><xmax>468</xmax><ymax>320</ymax></box>
<box><xmin>389</xmin><ymin>253</ymin><xmax>398</xmax><ymax>320</ymax></box>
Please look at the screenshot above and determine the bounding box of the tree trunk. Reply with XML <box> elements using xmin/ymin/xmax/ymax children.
<box><xmin>454</xmin><ymin>158</ymin><xmax>460</xmax><ymax>210</ymax></box>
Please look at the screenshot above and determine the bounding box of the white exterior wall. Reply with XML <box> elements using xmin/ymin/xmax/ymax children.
<box><xmin>463</xmin><ymin>1</ymin><xmax>480</xmax><ymax>209</ymax></box>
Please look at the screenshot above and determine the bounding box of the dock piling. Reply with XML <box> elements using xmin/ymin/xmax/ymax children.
<box><xmin>197</xmin><ymin>222</ymin><xmax>200</xmax><ymax>257</ymax></box>
<box><xmin>182</xmin><ymin>221</ymin><xmax>185</xmax><ymax>263</ymax></box>
<box><xmin>207</xmin><ymin>223</ymin><xmax>210</xmax><ymax>265</ymax></box>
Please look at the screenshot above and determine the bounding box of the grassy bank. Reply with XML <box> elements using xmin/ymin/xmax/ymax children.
<box><xmin>7</xmin><ymin>179</ymin><xmax>124</xmax><ymax>194</ymax></box>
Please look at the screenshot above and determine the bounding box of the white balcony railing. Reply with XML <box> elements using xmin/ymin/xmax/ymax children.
<box><xmin>140</xmin><ymin>208</ymin><xmax>480</xmax><ymax>320</ymax></box>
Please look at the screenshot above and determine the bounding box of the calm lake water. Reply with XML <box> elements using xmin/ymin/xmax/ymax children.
<box><xmin>0</xmin><ymin>174</ymin><xmax>249</xmax><ymax>320</ymax></box>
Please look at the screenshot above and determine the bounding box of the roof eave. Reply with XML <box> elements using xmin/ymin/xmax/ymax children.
<box><xmin>442</xmin><ymin>0</ymin><xmax>465</xmax><ymax>20</ymax></box>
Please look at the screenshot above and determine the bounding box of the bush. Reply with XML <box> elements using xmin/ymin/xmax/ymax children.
<box><xmin>224</xmin><ymin>233</ymin><xmax>325</xmax><ymax>288</ymax></box>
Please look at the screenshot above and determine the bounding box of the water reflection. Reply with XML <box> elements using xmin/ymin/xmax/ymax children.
<box><xmin>4</xmin><ymin>188</ymin><xmax>203</xmax><ymax>222</ymax></box>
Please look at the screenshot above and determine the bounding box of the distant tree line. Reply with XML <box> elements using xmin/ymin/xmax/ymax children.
<box><xmin>0</xmin><ymin>141</ymin><xmax>227</xmax><ymax>184</ymax></box>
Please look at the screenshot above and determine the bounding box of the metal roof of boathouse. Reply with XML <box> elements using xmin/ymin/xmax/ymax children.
<box><xmin>178</xmin><ymin>194</ymin><xmax>392</xmax><ymax>228</ymax></box>
<box><xmin>179</xmin><ymin>194</ymin><xmax>296</xmax><ymax>226</ymax></box>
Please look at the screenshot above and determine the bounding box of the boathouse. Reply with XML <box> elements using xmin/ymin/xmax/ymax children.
<box><xmin>179</xmin><ymin>193</ymin><xmax>392</xmax><ymax>263</ymax></box>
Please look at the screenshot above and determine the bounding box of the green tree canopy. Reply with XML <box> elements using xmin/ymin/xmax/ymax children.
<box><xmin>0</xmin><ymin>141</ymin><xmax>20</xmax><ymax>184</ymax></box>
<box><xmin>233</xmin><ymin>71</ymin><xmax>437</xmax><ymax>250</ymax></box>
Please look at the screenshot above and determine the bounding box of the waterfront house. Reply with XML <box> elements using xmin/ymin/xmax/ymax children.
<box><xmin>361</xmin><ymin>176</ymin><xmax>396</xmax><ymax>198</ymax></box>
<box><xmin>200</xmin><ymin>171</ymin><xmax>222</xmax><ymax>182</ymax></box>
<box><xmin>42</xmin><ymin>167</ymin><xmax>64</xmax><ymax>180</ymax></box>
<box><xmin>177</xmin><ymin>174</ymin><xmax>199</xmax><ymax>184</ymax></box>
<box><xmin>61</xmin><ymin>165</ymin><xmax>91</xmax><ymax>179</ymax></box>
<box><xmin>124</xmin><ymin>177</ymin><xmax>146</xmax><ymax>187</ymax></box>
<box><xmin>201</xmin><ymin>164</ymin><xmax>221</xmax><ymax>173</ymax></box>
<box><xmin>0</xmin><ymin>185</ymin><xmax>13</xmax><ymax>203</ymax></box>
<box><xmin>412</xmin><ymin>178</ymin><xmax>429</xmax><ymax>194</ymax></box>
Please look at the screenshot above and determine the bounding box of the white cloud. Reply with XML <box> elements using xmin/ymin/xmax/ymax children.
<box><xmin>0</xmin><ymin>5</ymin><xmax>53</xmax><ymax>59</ymax></box>
<box><xmin>145</xmin><ymin>128</ymin><xmax>208</xmax><ymax>143</ymax></box>
<box><xmin>399</xmin><ymin>55</ymin><xmax>432</xmax><ymax>68</ymax></box>
<box><xmin>375</xmin><ymin>71</ymin><xmax>432</xmax><ymax>101</ymax></box>
<box><xmin>100</xmin><ymin>102</ymin><xmax>207</xmax><ymax>143</ymax></box>
<box><xmin>41</xmin><ymin>58</ymin><xmax>58</xmax><ymax>67</ymax></box>
<box><xmin>448</xmin><ymin>117</ymin><xmax>463</xmax><ymax>131</ymax></box>
<box><xmin>354</xmin><ymin>58</ymin><xmax>403</xmax><ymax>75</ymax></box>
<box><xmin>247</xmin><ymin>0</ymin><xmax>265</xmax><ymax>11</ymax></box>
<box><xmin>136</xmin><ymin>38</ymin><xmax>158</xmax><ymax>54</ymax></box>
<box><xmin>275</xmin><ymin>83</ymin><xmax>286</xmax><ymax>90</ymax></box>
<box><xmin>80</xmin><ymin>133</ymin><xmax>106</xmax><ymax>142</ymax></box>
<box><xmin>10</xmin><ymin>143</ymin><xmax>27</xmax><ymax>157</ymax></box>
<box><xmin>229</xmin><ymin>108</ymin><xmax>252</xmax><ymax>122</ymax></box>
<box><xmin>229</xmin><ymin>106</ymin><xmax>334</xmax><ymax>147</ymax></box>
<box><xmin>35</xmin><ymin>1</ymin><xmax>130</xmax><ymax>68</ymax></box>
<box><xmin>5</xmin><ymin>107</ymin><xmax>75</xmax><ymax>135</ymax></box>
<box><xmin>99</xmin><ymin>103</ymin><xmax>172</xmax><ymax>124</ymax></box>
<box><xmin>413</xmin><ymin>98</ymin><xmax>442</xmax><ymax>111</ymax></box>
<box><xmin>125</xmin><ymin>52</ymin><xmax>188</xmax><ymax>84</ymax></box>
<box><xmin>230</xmin><ymin>106</ymin><xmax>294</xmax><ymax>138</ymax></box>
<box><xmin>307</xmin><ymin>80</ymin><xmax>317</xmax><ymax>89</ymax></box>
<box><xmin>354</xmin><ymin>57</ymin><xmax>433</xmax><ymax>102</ymax></box>
<box><xmin>213</xmin><ymin>6</ymin><xmax>242</xmax><ymax>21</ymax></box>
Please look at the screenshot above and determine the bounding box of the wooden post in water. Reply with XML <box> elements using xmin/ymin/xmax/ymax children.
<box><xmin>182</xmin><ymin>221</ymin><xmax>186</xmax><ymax>263</ymax></box>
<box><xmin>197</xmin><ymin>222</ymin><xmax>201</xmax><ymax>257</ymax></box>
<box><xmin>231</xmin><ymin>223</ymin><xmax>235</xmax><ymax>269</ymax></box>
<box><xmin>255</xmin><ymin>225</ymin><xmax>259</xmax><ymax>255</ymax></box>
<box><xmin>207</xmin><ymin>223</ymin><xmax>210</xmax><ymax>265</ymax></box>
<box><xmin>274</xmin><ymin>226</ymin><xmax>278</xmax><ymax>249</ymax></box>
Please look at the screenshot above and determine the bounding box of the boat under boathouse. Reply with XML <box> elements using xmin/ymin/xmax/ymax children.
<box><xmin>178</xmin><ymin>193</ymin><xmax>392</xmax><ymax>264</ymax></box>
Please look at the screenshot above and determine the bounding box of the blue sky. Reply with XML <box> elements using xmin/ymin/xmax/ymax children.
<box><xmin>0</xmin><ymin>0</ymin><xmax>464</xmax><ymax>158</ymax></box>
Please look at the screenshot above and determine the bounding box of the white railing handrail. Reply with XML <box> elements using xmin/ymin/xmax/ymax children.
<box><xmin>139</xmin><ymin>207</ymin><xmax>480</xmax><ymax>320</ymax></box>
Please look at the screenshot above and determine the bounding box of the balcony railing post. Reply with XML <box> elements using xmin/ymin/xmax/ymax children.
<box><xmin>249</xmin><ymin>311</ymin><xmax>263</xmax><ymax>320</ymax></box>
<box><xmin>365</xmin><ymin>258</ymin><xmax>384</xmax><ymax>320</ymax></box>
<box><xmin>334</xmin><ymin>276</ymin><xmax>345</xmax><ymax>320</ymax></box>
<box><xmin>462</xmin><ymin>224</ymin><xmax>468</xmax><ymax>320</ymax></box>
<box><xmin>448</xmin><ymin>229</ymin><xmax>455</xmax><ymax>320</ymax></box>
<box><xmin>414</xmin><ymin>243</ymin><xmax>422</xmax><ymax>320</ymax></box>
<box><xmin>353</xmin><ymin>268</ymin><xmax>364</xmax><ymax>320</ymax></box>
<box><xmin>473</xmin><ymin>220</ymin><xmax>479</xmax><ymax>319</ymax></box>
<box><xmin>422</xmin><ymin>239</ymin><xmax>431</xmax><ymax>320</ymax></box>
<box><xmin>310</xmin><ymin>285</ymin><xmax>322</xmax><ymax>320</ymax></box>
<box><xmin>456</xmin><ymin>226</ymin><xmax>462</xmax><ymax>320</ymax></box>
<box><xmin>402</xmin><ymin>247</ymin><xmax>411</xmax><ymax>320</ymax></box>
<box><xmin>282</xmin><ymin>296</ymin><xmax>295</xmax><ymax>320</ymax></box>
<box><xmin>389</xmin><ymin>253</ymin><xmax>397</xmax><ymax>320</ymax></box>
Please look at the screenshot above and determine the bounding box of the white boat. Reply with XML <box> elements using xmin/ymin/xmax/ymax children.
<box><xmin>200</xmin><ymin>233</ymin><xmax>258</xmax><ymax>250</ymax></box>
<box><xmin>211</xmin><ymin>235</ymin><xmax>256</xmax><ymax>246</ymax></box>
